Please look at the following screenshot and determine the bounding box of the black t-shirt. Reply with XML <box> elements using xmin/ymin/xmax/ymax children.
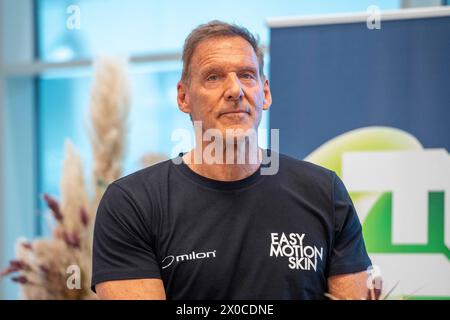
<box><xmin>91</xmin><ymin>152</ymin><xmax>371</xmax><ymax>299</ymax></box>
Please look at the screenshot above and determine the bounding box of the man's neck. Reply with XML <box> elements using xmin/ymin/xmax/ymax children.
<box><xmin>182</xmin><ymin>144</ymin><xmax>263</xmax><ymax>182</ymax></box>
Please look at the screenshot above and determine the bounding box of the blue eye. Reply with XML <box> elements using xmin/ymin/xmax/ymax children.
<box><xmin>207</xmin><ymin>75</ymin><xmax>218</xmax><ymax>81</ymax></box>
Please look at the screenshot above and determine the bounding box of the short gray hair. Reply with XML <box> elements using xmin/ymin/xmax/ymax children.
<box><xmin>181</xmin><ymin>20</ymin><xmax>265</xmax><ymax>84</ymax></box>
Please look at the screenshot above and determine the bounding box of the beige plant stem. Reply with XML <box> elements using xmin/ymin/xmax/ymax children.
<box><xmin>89</xmin><ymin>56</ymin><xmax>130</xmax><ymax>207</ymax></box>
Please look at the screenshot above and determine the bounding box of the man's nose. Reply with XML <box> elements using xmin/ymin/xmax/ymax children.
<box><xmin>224</xmin><ymin>73</ymin><xmax>244</xmax><ymax>102</ymax></box>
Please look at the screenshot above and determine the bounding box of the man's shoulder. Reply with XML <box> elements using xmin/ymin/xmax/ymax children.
<box><xmin>274</xmin><ymin>152</ymin><xmax>337</xmax><ymax>204</ymax></box>
<box><xmin>110</xmin><ymin>158</ymin><xmax>173</xmax><ymax>194</ymax></box>
<box><xmin>277</xmin><ymin>152</ymin><xmax>334</xmax><ymax>181</ymax></box>
<box><xmin>270</xmin><ymin>152</ymin><xmax>337</xmax><ymax>196</ymax></box>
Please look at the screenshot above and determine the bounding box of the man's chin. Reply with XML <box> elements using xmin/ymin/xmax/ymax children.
<box><xmin>196</xmin><ymin>120</ymin><xmax>258</xmax><ymax>140</ymax></box>
<box><xmin>219</xmin><ymin>124</ymin><xmax>256</xmax><ymax>134</ymax></box>
<box><xmin>215</xmin><ymin>125</ymin><xmax>258</xmax><ymax>146</ymax></box>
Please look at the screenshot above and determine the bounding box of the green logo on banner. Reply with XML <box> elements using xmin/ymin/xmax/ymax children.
<box><xmin>306</xmin><ymin>126</ymin><xmax>450</xmax><ymax>298</ymax></box>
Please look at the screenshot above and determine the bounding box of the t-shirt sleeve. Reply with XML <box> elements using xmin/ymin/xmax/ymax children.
<box><xmin>327</xmin><ymin>173</ymin><xmax>372</xmax><ymax>276</ymax></box>
<box><xmin>91</xmin><ymin>182</ymin><xmax>162</xmax><ymax>292</ymax></box>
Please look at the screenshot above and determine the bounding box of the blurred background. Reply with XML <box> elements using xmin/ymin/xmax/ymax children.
<box><xmin>0</xmin><ymin>0</ymin><xmax>449</xmax><ymax>299</ymax></box>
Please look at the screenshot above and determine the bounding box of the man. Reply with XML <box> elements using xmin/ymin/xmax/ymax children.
<box><xmin>91</xmin><ymin>21</ymin><xmax>374</xmax><ymax>300</ymax></box>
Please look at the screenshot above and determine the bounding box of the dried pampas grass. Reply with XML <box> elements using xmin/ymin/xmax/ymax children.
<box><xmin>89</xmin><ymin>56</ymin><xmax>130</xmax><ymax>206</ymax></box>
<box><xmin>140</xmin><ymin>152</ymin><xmax>169</xmax><ymax>168</ymax></box>
<box><xmin>1</xmin><ymin>56</ymin><xmax>130</xmax><ymax>299</ymax></box>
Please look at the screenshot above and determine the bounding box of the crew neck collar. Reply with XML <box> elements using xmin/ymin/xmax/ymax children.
<box><xmin>172</xmin><ymin>150</ymin><xmax>272</xmax><ymax>191</ymax></box>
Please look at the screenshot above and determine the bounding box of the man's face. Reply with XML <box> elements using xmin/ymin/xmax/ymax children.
<box><xmin>177</xmin><ymin>36</ymin><xmax>272</xmax><ymax>136</ymax></box>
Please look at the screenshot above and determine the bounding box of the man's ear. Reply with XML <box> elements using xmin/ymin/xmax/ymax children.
<box><xmin>262</xmin><ymin>78</ymin><xmax>272</xmax><ymax>111</ymax></box>
<box><xmin>177</xmin><ymin>81</ymin><xmax>191</xmax><ymax>114</ymax></box>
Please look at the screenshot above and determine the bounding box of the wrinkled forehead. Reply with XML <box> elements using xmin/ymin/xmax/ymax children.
<box><xmin>190</xmin><ymin>36</ymin><xmax>259</xmax><ymax>74</ymax></box>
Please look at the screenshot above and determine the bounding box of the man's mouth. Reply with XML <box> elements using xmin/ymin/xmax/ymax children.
<box><xmin>220</xmin><ymin>110</ymin><xmax>249</xmax><ymax>116</ymax></box>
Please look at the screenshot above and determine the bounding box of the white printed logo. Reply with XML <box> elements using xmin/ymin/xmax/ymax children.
<box><xmin>270</xmin><ymin>233</ymin><xmax>323</xmax><ymax>271</ymax></box>
<box><xmin>162</xmin><ymin>250</ymin><xmax>217</xmax><ymax>269</ymax></box>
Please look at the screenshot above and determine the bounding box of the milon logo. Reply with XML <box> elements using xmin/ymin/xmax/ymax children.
<box><xmin>161</xmin><ymin>250</ymin><xmax>217</xmax><ymax>269</ymax></box>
